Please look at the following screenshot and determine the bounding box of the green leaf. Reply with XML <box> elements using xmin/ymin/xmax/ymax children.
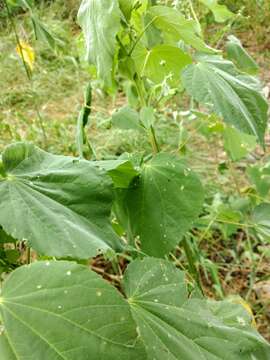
<box><xmin>0</xmin><ymin>227</ymin><xmax>16</xmax><ymax>244</ymax></box>
<box><xmin>0</xmin><ymin>142</ymin><xmax>120</xmax><ymax>259</ymax></box>
<box><xmin>140</xmin><ymin>106</ymin><xmax>155</xmax><ymax>130</ymax></box>
<box><xmin>118</xmin><ymin>0</ymin><xmax>134</xmax><ymax>20</ymax></box>
<box><xmin>223</xmin><ymin>126</ymin><xmax>257</xmax><ymax>161</ymax></box>
<box><xmin>0</xmin><ymin>333</ymin><xmax>16</xmax><ymax>360</ymax></box>
<box><xmin>124</xmin><ymin>257</ymin><xmax>270</xmax><ymax>360</ymax></box>
<box><xmin>132</xmin><ymin>44</ymin><xmax>192</xmax><ymax>85</ymax></box>
<box><xmin>95</xmin><ymin>159</ymin><xmax>139</xmax><ymax>189</ymax></box>
<box><xmin>226</xmin><ymin>36</ymin><xmax>259</xmax><ymax>75</ymax></box>
<box><xmin>247</xmin><ymin>162</ymin><xmax>270</xmax><ymax>197</ymax></box>
<box><xmin>199</xmin><ymin>0</ymin><xmax>234</xmax><ymax>23</ymax></box>
<box><xmin>31</xmin><ymin>16</ymin><xmax>61</xmax><ymax>50</ymax></box>
<box><xmin>0</xmin><ymin>261</ymin><xmax>146</xmax><ymax>359</ymax></box>
<box><xmin>252</xmin><ymin>203</ymin><xmax>270</xmax><ymax>241</ymax></box>
<box><xmin>111</xmin><ymin>106</ymin><xmax>142</xmax><ymax>131</ymax></box>
<box><xmin>1</xmin><ymin>259</ymin><xmax>269</xmax><ymax>359</ymax></box>
<box><xmin>147</xmin><ymin>6</ymin><xmax>216</xmax><ymax>53</ymax></box>
<box><xmin>77</xmin><ymin>0</ymin><xmax>121</xmax><ymax>86</ymax></box>
<box><xmin>182</xmin><ymin>56</ymin><xmax>268</xmax><ymax>144</ymax></box>
<box><xmin>120</xmin><ymin>153</ymin><xmax>204</xmax><ymax>257</ymax></box>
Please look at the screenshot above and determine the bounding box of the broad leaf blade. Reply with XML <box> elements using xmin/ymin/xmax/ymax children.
<box><xmin>77</xmin><ymin>0</ymin><xmax>121</xmax><ymax>87</ymax></box>
<box><xmin>0</xmin><ymin>142</ymin><xmax>120</xmax><ymax>259</ymax></box>
<box><xmin>0</xmin><ymin>333</ymin><xmax>16</xmax><ymax>360</ymax></box>
<box><xmin>132</xmin><ymin>44</ymin><xmax>192</xmax><ymax>85</ymax></box>
<box><xmin>121</xmin><ymin>153</ymin><xmax>204</xmax><ymax>257</ymax></box>
<box><xmin>223</xmin><ymin>126</ymin><xmax>257</xmax><ymax>161</ymax></box>
<box><xmin>182</xmin><ymin>56</ymin><xmax>268</xmax><ymax>144</ymax></box>
<box><xmin>95</xmin><ymin>159</ymin><xmax>139</xmax><ymax>189</ymax></box>
<box><xmin>124</xmin><ymin>258</ymin><xmax>270</xmax><ymax>360</ymax></box>
<box><xmin>111</xmin><ymin>106</ymin><xmax>142</xmax><ymax>131</ymax></box>
<box><xmin>0</xmin><ymin>261</ymin><xmax>146</xmax><ymax>359</ymax></box>
<box><xmin>148</xmin><ymin>6</ymin><xmax>216</xmax><ymax>53</ymax></box>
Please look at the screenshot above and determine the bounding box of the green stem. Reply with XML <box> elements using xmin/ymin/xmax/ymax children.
<box><xmin>128</xmin><ymin>17</ymin><xmax>157</xmax><ymax>56</ymax></box>
<box><xmin>4</xmin><ymin>0</ymin><xmax>47</xmax><ymax>147</ymax></box>
<box><xmin>134</xmin><ymin>74</ymin><xmax>160</xmax><ymax>154</ymax></box>
<box><xmin>4</xmin><ymin>0</ymin><xmax>32</xmax><ymax>80</ymax></box>
<box><xmin>182</xmin><ymin>236</ymin><xmax>203</xmax><ymax>293</ymax></box>
<box><xmin>150</xmin><ymin>125</ymin><xmax>160</xmax><ymax>153</ymax></box>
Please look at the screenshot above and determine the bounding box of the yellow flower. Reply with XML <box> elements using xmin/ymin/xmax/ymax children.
<box><xmin>16</xmin><ymin>41</ymin><xmax>35</xmax><ymax>71</ymax></box>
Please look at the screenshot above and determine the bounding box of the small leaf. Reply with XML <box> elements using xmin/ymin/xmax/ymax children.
<box><xmin>247</xmin><ymin>163</ymin><xmax>270</xmax><ymax>197</ymax></box>
<box><xmin>111</xmin><ymin>106</ymin><xmax>142</xmax><ymax>131</ymax></box>
<box><xmin>95</xmin><ymin>159</ymin><xmax>139</xmax><ymax>188</ymax></box>
<box><xmin>140</xmin><ymin>106</ymin><xmax>155</xmax><ymax>130</ymax></box>
<box><xmin>0</xmin><ymin>142</ymin><xmax>121</xmax><ymax>259</ymax></box>
<box><xmin>223</xmin><ymin>126</ymin><xmax>257</xmax><ymax>161</ymax></box>
<box><xmin>199</xmin><ymin>0</ymin><xmax>234</xmax><ymax>23</ymax></box>
<box><xmin>252</xmin><ymin>203</ymin><xmax>270</xmax><ymax>241</ymax></box>
<box><xmin>226</xmin><ymin>35</ymin><xmax>259</xmax><ymax>75</ymax></box>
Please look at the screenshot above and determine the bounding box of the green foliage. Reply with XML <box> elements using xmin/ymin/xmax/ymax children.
<box><xmin>1</xmin><ymin>258</ymin><xmax>269</xmax><ymax>359</ymax></box>
<box><xmin>116</xmin><ymin>153</ymin><xmax>204</xmax><ymax>257</ymax></box>
<box><xmin>199</xmin><ymin>0</ymin><xmax>234</xmax><ymax>23</ymax></box>
<box><xmin>0</xmin><ymin>0</ymin><xmax>270</xmax><ymax>357</ymax></box>
<box><xmin>0</xmin><ymin>142</ymin><xmax>121</xmax><ymax>258</ymax></box>
<box><xmin>226</xmin><ymin>35</ymin><xmax>259</xmax><ymax>75</ymax></box>
<box><xmin>182</xmin><ymin>56</ymin><xmax>268</xmax><ymax>144</ymax></box>
<box><xmin>78</xmin><ymin>0</ymin><xmax>121</xmax><ymax>87</ymax></box>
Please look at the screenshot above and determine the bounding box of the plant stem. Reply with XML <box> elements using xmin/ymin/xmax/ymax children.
<box><xmin>4</xmin><ymin>0</ymin><xmax>47</xmax><ymax>147</ymax></box>
<box><xmin>182</xmin><ymin>236</ymin><xmax>203</xmax><ymax>293</ymax></box>
<box><xmin>150</xmin><ymin>125</ymin><xmax>160</xmax><ymax>153</ymax></box>
<box><xmin>134</xmin><ymin>74</ymin><xmax>160</xmax><ymax>153</ymax></box>
<box><xmin>128</xmin><ymin>17</ymin><xmax>157</xmax><ymax>56</ymax></box>
<box><xmin>4</xmin><ymin>0</ymin><xmax>32</xmax><ymax>80</ymax></box>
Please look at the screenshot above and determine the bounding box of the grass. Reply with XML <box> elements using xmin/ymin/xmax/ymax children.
<box><xmin>1</xmin><ymin>0</ymin><xmax>270</xmax><ymax>341</ymax></box>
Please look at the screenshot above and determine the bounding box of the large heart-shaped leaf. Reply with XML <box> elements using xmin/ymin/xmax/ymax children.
<box><xmin>0</xmin><ymin>142</ymin><xmax>120</xmax><ymax>259</ymax></box>
<box><xmin>124</xmin><ymin>258</ymin><xmax>270</xmax><ymax>360</ymax></box>
<box><xmin>117</xmin><ymin>153</ymin><xmax>204</xmax><ymax>257</ymax></box>
<box><xmin>182</xmin><ymin>56</ymin><xmax>268</xmax><ymax>144</ymax></box>
<box><xmin>0</xmin><ymin>259</ymin><xmax>269</xmax><ymax>359</ymax></box>
<box><xmin>147</xmin><ymin>6</ymin><xmax>215</xmax><ymax>53</ymax></box>
<box><xmin>0</xmin><ymin>261</ymin><xmax>146</xmax><ymax>359</ymax></box>
<box><xmin>77</xmin><ymin>0</ymin><xmax>121</xmax><ymax>86</ymax></box>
